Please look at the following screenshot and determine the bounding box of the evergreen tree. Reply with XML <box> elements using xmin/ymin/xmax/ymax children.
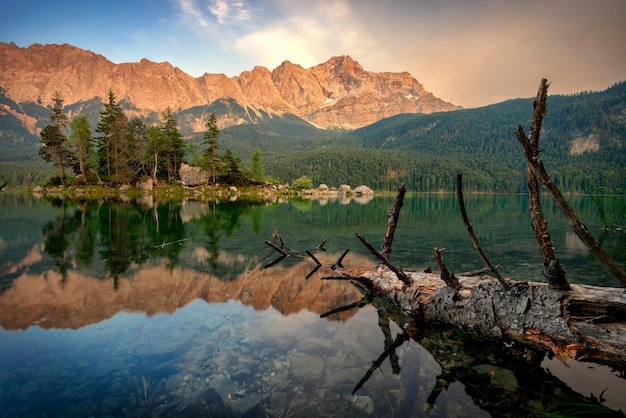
<box><xmin>250</xmin><ymin>148</ymin><xmax>265</xmax><ymax>181</ymax></box>
<box><xmin>160</xmin><ymin>107</ymin><xmax>184</xmax><ymax>181</ymax></box>
<box><xmin>69</xmin><ymin>113</ymin><xmax>94</xmax><ymax>179</ymax></box>
<box><xmin>221</xmin><ymin>148</ymin><xmax>245</xmax><ymax>185</ymax></box>
<box><xmin>39</xmin><ymin>92</ymin><xmax>74</xmax><ymax>183</ymax></box>
<box><xmin>203</xmin><ymin>112</ymin><xmax>221</xmax><ymax>183</ymax></box>
<box><xmin>127</xmin><ymin>117</ymin><xmax>148</xmax><ymax>177</ymax></box>
<box><xmin>96</xmin><ymin>89</ymin><xmax>130</xmax><ymax>181</ymax></box>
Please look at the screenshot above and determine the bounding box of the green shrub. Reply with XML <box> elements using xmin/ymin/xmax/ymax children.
<box><xmin>291</xmin><ymin>175</ymin><xmax>313</xmax><ymax>191</ymax></box>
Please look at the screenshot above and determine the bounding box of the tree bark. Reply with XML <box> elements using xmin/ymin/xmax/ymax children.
<box><xmin>339</xmin><ymin>266</ymin><xmax>626</xmax><ymax>367</ymax></box>
<box><xmin>381</xmin><ymin>183</ymin><xmax>406</xmax><ymax>260</ymax></box>
<box><xmin>456</xmin><ymin>172</ymin><xmax>508</xmax><ymax>287</ymax></box>
<box><xmin>516</xmin><ymin>79</ymin><xmax>626</xmax><ymax>287</ymax></box>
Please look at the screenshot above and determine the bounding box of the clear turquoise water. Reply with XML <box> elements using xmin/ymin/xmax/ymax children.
<box><xmin>0</xmin><ymin>192</ymin><xmax>624</xmax><ymax>417</ymax></box>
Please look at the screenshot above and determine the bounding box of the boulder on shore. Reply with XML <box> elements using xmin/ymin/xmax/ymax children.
<box><xmin>354</xmin><ymin>185</ymin><xmax>374</xmax><ymax>195</ymax></box>
<box><xmin>179</xmin><ymin>163</ymin><xmax>209</xmax><ymax>187</ymax></box>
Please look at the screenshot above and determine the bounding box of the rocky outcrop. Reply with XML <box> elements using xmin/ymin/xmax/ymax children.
<box><xmin>179</xmin><ymin>163</ymin><xmax>210</xmax><ymax>187</ymax></box>
<box><xmin>0</xmin><ymin>42</ymin><xmax>460</xmax><ymax>131</ymax></box>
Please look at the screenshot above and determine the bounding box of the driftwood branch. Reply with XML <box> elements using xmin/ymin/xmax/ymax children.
<box><xmin>331</xmin><ymin>248</ymin><xmax>350</xmax><ymax>269</ymax></box>
<box><xmin>355</xmin><ymin>231</ymin><xmax>411</xmax><ymax>286</ymax></box>
<box><xmin>456</xmin><ymin>172</ymin><xmax>508</xmax><ymax>288</ymax></box>
<box><xmin>516</xmin><ymin>79</ymin><xmax>626</xmax><ymax>288</ymax></box>
<box><xmin>320</xmin><ymin>294</ymin><xmax>371</xmax><ymax>318</ymax></box>
<box><xmin>264</xmin><ymin>239</ymin><xmax>288</xmax><ymax>257</ymax></box>
<box><xmin>517</xmin><ymin>79</ymin><xmax>569</xmax><ymax>290</ymax></box>
<box><xmin>381</xmin><ymin>183</ymin><xmax>406</xmax><ymax>260</ymax></box>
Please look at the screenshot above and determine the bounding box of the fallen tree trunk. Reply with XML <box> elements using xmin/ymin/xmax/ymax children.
<box><xmin>324</xmin><ymin>80</ymin><xmax>626</xmax><ymax>368</ymax></box>
<box><xmin>333</xmin><ymin>266</ymin><xmax>626</xmax><ymax>367</ymax></box>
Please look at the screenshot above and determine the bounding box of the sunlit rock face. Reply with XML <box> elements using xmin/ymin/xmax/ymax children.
<box><xmin>0</xmin><ymin>42</ymin><xmax>460</xmax><ymax>130</ymax></box>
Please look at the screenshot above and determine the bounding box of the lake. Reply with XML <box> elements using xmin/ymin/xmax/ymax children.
<box><xmin>0</xmin><ymin>191</ymin><xmax>624</xmax><ymax>417</ymax></box>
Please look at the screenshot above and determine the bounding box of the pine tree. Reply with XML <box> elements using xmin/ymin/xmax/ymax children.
<box><xmin>160</xmin><ymin>107</ymin><xmax>184</xmax><ymax>181</ymax></box>
<box><xmin>127</xmin><ymin>117</ymin><xmax>148</xmax><ymax>177</ymax></box>
<box><xmin>39</xmin><ymin>92</ymin><xmax>74</xmax><ymax>184</ymax></box>
<box><xmin>250</xmin><ymin>148</ymin><xmax>265</xmax><ymax>181</ymax></box>
<box><xmin>69</xmin><ymin>113</ymin><xmax>94</xmax><ymax>179</ymax></box>
<box><xmin>221</xmin><ymin>148</ymin><xmax>245</xmax><ymax>185</ymax></box>
<box><xmin>95</xmin><ymin>89</ymin><xmax>129</xmax><ymax>181</ymax></box>
<box><xmin>202</xmin><ymin>113</ymin><xmax>221</xmax><ymax>183</ymax></box>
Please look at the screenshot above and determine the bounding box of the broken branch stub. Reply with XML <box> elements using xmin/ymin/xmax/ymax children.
<box><xmin>433</xmin><ymin>247</ymin><xmax>460</xmax><ymax>290</ymax></box>
<box><xmin>381</xmin><ymin>183</ymin><xmax>406</xmax><ymax>260</ymax></box>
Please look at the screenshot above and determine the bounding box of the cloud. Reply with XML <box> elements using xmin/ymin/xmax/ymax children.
<box><xmin>208</xmin><ymin>0</ymin><xmax>251</xmax><ymax>24</ymax></box>
<box><xmin>166</xmin><ymin>0</ymin><xmax>626</xmax><ymax>106</ymax></box>
<box><xmin>228</xmin><ymin>0</ymin><xmax>377</xmax><ymax>69</ymax></box>
<box><xmin>176</xmin><ymin>0</ymin><xmax>212</xmax><ymax>28</ymax></box>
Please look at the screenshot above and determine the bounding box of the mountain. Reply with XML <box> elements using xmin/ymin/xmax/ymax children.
<box><xmin>1</xmin><ymin>42</ymin><xmax>624</xmax><ymax>193</ymax></box>
<box><xmin>0</xmin><ymin>42</ymin><xmax>459</xmax><ymax>132</ymax></box>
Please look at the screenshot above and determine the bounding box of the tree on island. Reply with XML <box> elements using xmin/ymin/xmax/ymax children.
<box><xmin>202</xmin><ymin>112</ymin><xmax>221</xmax><ymax>184</ymax></box>
<box><xmin>69</xmin><ymin>112</ymin><xmax>95</xmax><ymax>180</ymax></box>
<box><xmin>249</xmin><ymin>148</ymin><xmax>265</xmax><ymax>182</ymax></box>
<box><xmin>95</xmin><ymin>89</ymin><xmax>131</xmax><ymax>181</ymax></box>
<box><xmin>160</xmin><ymin>107</ymin><xmax>185</xmax><ymax>181</ymax></box>
<box><xmin>37</xmin><ymin>91</ymin><xmax>263</xmax><ymax>189</ymax></box>
<box><xmin>39</xmin><ymin>92</ymin><xmax>74</xmax><ymax>184</ymax></box>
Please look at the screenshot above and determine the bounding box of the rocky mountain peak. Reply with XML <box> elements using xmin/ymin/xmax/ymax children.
<box><xmin>0</xmin><ymin>42</ymin><xmax>461</xmax><ymax>131</ymax></box>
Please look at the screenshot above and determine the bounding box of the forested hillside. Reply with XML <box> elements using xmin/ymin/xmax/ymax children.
<box><xmin>1</xmin><ymin>82</ymin><xmax>625</xmax><ymax>193</ymax></box>
<box><xmin>255</xmin><ymin>82</ymin><xmax>626</xmax><ymax>193</ymax></box>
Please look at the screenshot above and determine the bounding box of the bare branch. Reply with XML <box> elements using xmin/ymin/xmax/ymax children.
<box><xmin>355</xmin><ymin>231</ymin><xmax>411</xmax><ymax>286</ymax></box>
<box><xmin>456</xmin><ymin>172</ymin><xmax>508</xmax><ymax>288</ymax></box>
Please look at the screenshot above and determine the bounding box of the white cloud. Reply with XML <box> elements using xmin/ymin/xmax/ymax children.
<box><xmin>167</xmin><ymin>0</ymin><xmax>626</xmax><ymax>106</ymax></box>
<box><xmin>176</xmin><ymin>0</ymin><xmax>212</xmax><ymax>28</ymax></box>
<box><xmin>208</xmin><ymin>0</ymin><xmax>251</xmax><ymax>24</ymax></box>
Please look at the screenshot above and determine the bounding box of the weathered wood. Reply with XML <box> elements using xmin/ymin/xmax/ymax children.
<box><xmin>433</xmin><ymin>247</ymin><xmax>460</xmax><ymax>290</ymax></box>
<box><xmin>381</xmin><ymin>183</ymin><xmax>406</xmax><ymax>260</ymax></box>
<box><xmin>517</xmin><ymin>79</ymin><xmax>569</xmax><ymax>290</ymax></box>
<box><xmin>355</xmin><ymin>231</ymin><xmax>411</xmax><ymax>286</ymax></box>
<box><xmin>341</xmin><ymin>267</ymin><xmax>626</xmax><ymax>367</ymax></box>
<box><xmin>333</xmin><ymin>80</ymin><xmax>626</xmax><ymax>366</ymax></box>
<box><xmin>516</xmin><ymin>79</ymin><xmax>626</xmax><ymax>287</ymax></box>
<box><xmin>456</xmin><ymin>172</ymin><xmax>508</xmax><ymax>288</ymax></box>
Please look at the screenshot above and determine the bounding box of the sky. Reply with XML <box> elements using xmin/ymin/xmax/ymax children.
<box><xmin>2</xmin><ymin>0</ymin><xmax>625</xmax><ymax>108</ymax></box>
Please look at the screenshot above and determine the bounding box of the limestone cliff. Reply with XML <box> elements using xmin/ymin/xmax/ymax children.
<box><xmin>0</xmin><ymin>42</ymin><xmax>460</xmax><ymax>131</ymax></box>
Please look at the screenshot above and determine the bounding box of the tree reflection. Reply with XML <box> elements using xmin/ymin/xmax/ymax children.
<box><xmin>41</xmin><ymin>199</ymin><xmax>187</xmax><ymax>286</ymax></box>
<box><xmin>41</xmin><ymin>198</ymin><xmax>75</xmax><ymax>280</ymax></box>
<box><xmin>39</xmin><ymin>198</ymin><xmax>263</xmax><ymax>288</ymax></box>
<box><xmin>98</xmin><ymin>203</ymin><xmax>150</xmax><ymax>287</ymax></box>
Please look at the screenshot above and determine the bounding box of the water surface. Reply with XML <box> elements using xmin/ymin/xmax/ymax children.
<box><xmin>0</xmin><ymin>192</ymin><xmax>624</xmax><ymax>417</ymax></box>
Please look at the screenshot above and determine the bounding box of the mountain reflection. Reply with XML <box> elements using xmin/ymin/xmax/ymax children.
<box><xmin>0</xmin><ymin>249</ymin><xmax>372</xmax><ymax>330</ymax></box>
<box><xmin>0</xmin><ymin>197</ymin><xmax>377</xmax><ymax>330</ymax></box>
